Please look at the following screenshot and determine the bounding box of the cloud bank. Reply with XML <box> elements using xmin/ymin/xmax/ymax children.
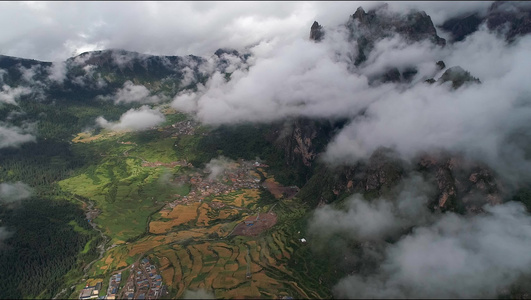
<box><xmin>169</xmin><ymin>15</ymin><xmax>531</xmax><ymax>188</ymax></box>
<box><xmin>310</xmin><ymin>177</ymin><xmax>531</xmax><ymax>298</ymax></box>
<box><xmin>331</xmin><ymin>202</ymin><xmax>531</xmax><ymax>298</ymax></box>
<box><xmin>0</xmin><ymin>2</ymin><xmax>495</xmax><ymax>62</ymax></box>
<box><xmin>309</xmin><ymin>175</ymin><xmax>434</xmax><ymax>241</ymax></box>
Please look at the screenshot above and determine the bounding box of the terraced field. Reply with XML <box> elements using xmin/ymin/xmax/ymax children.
<box><xmin>83</xmin><ymin>195</ymin><xmax>329</xmax><ymax>298</ymax></box>
<box><xmin>148</xmin><ymin>230</ymin><xmax>322</xmax><ymax>299</ymax></box>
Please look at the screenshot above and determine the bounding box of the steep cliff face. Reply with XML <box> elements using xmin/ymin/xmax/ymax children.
<box><xmin>273</xmin><ymin>118</ymin><xmax>342</xmax><ymax>168</ymax></box>
<box><xmin>298</xmin><ymin>148</ymin><xmax>406</xmax><ymax>207</ymax></box>
<box><xmin>440</xmin><ymin>1</ymin><xmax>531</xmax><ymax>43</ymax></box>
<box><xmin>298</xmin><ymin>149</ymin><xmax>502</xmax><ymax>212</ymax></box>
<box><xmin>440</xmin><ymin>13</ymin><xmax>484</xmax><ymax>42</ymax></box>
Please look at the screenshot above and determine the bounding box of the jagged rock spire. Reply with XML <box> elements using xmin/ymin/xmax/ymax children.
<box><xmin>310</xmin><ymin>21</ymin><xmax>324</xmax><ymax>42</ymax></box>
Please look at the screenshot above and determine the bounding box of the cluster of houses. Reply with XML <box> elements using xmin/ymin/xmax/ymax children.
<box><xmin>170</xmin><ymin>120</ymin><xmax>198</xmax><ymax>136</ymax></box>
<box><xmin>141</xmin><ymin>160</ymin><xmax>192</xmax><ymax>168</ymax></box>
<box><xmin>79</xmin><ymin>282</ymin><xmax>102</xmax><ymax>299</ymax></box>
<box><xmin>106</xmin><ymin>273</ymin><xmax>121</xmax><ymax>300</ymax></box>
<box><xmin>119</xmin><ymin>257</ymin><xmax>165</xmax><ymax>300</ymax></box>
<box><xmin>168</xmin><ymin>160</ymin><xmax>267</xmax><ymax>209</ymax></box>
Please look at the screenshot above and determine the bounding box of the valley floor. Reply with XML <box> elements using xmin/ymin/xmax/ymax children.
<box><xmin>59</xmin><ymin>116</ymin><xmax>327</xmax><ymax>299</ymax></box>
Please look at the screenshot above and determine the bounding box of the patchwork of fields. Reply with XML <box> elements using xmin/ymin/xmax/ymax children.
<box><xmin>60</xmin><ymin>114</ymin><xmax>329</xmax><ymax>299</ymax></box>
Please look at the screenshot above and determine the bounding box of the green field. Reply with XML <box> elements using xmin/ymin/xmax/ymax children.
<box><xmin>59</xmin><ymin>129</ymin><xmax>193</xmax><ymax>243</ymax></box>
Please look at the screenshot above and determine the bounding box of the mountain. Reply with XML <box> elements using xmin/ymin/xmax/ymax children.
<box><xmin>1</xmin><ymin>3</ymin><xmax>531</xmax><ymax>299</ymax></box>
<box><xmin>440</xmin><ymin>1</ymin><xmax>531</xmax><ymax>43</ymax></box>
<box><xmin>346</xmin><ymin>5</ymin><xmax>446</xmax><ymax>67</ymax></box>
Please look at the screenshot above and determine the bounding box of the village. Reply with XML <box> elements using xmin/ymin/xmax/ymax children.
<box><xmin>118</xmin><ymin>257</ymin><xmax>166</xmax><ymax>300</ymax></box>
<box><xmin>168</xmin><ymin>159</ymin><xmax>269</xmax><ymax>208</ymax></box>
<box><xmin>79</xmin><ymin>257</ymin><xmax>165</xmax><ymax>300</ymax></box>
<box><xmin>156</xmin><ymin>119</ymin><xmax>204</xmax><ymax>137</ymax></box>
<box><xmin>170</xmin><ymin>120</ymin><xmax>199</xmax><ymax>136</ymax></box>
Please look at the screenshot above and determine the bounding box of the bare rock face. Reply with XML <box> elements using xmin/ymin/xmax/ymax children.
<box><xmin>292</xmin><ymin>124</ymin><xmax>318</xmax><ymax>167</ymax></box>
<box><xmin>310</xmin><ymin>21</ymin><xmax>324</xmax><ymax>42</ymax></box>
<box><xmin>306</xmin><ymin>149</ymin><xmax>503</xmax><ymax>212</ymax></box>
<box><xmin>417</xmin><ymin>153</ymin><xmax>501</xmax><ymax>213</ymax></box>
<box><xmin>273</xmin><ymin>118</ymin><xmax>345</xmax><ymax>170</ymax></box>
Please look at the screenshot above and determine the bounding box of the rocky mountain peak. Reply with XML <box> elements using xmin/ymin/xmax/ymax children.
<box><xmin>348</xmin><ymin>6</ymin><xmax>445</xmax><ymax>45</ymax></box>
<box><xmin>437</xmin><ymin>66</ymin><xmax>481</xmax><ymax>89</ymax></box>
<box><xmin>310</xmin><ymin>21</ymin><xmax>324</xmax><ymax>42</ymax></box>
<box><xmin>347</xmin><ymin>5</ymin><xmax>445</xmax><ymax>66</ymax></box>
<box><xmin>352</xmin><ymin>7</ymin><xmax>368</xmax><ymax>24</ymax></box>
<box><xmin>214</xmin><ymin>48</ymin><xmax>240</xmax><ymax>58</ymax></box>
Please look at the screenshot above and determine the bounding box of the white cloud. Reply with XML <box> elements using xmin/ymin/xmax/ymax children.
<box><xmin>204</xmin><ymin>156</ymin><xmax>233</xmax><ymax>181</ymax></box>
<box><xmin>0</xmin><ymin>227</ymin><xmax>13</xmax><ymax>249</ymax></box>
<box><xmin>0</xmin><ymin>84</ymin><xmax>31</xmax><ymax>105</ymax></box>
<box><xmin>0</xmin><ymin>123</ymin><xmax>36</xmax><ymax>148</ymax></box>
<box><xmin>182</xmin><ymin>288</ymin><xmax>215</xmax><ymax>299</ymax></box>
<box><xmin>0</xmin><ymin>1</ymin><xmax>426</xmax><ymax>62</ymax></box>
<box><xmin>112</xmin><ymin>81</ymin><xmax>160</xmax><ymax>104</ymax></box>
<box><xmin>0</xmin><ymin>182</ymin><xmax>32</xmax><ymax>203</ymax></box>
<box><xmin>172</xmin><ymin>30</ymin><xmax>386</xmax><ymax>124</ymax></box>
<box><xmin>98</xmin><ymin>81</ymin><xmax>161</xmax><ymax>104</ymax></box>
<box><xmin>96</xmin><ymin>105</ymin><xmax>165</xmax><ymax>131</ymax></box>
<box><xmin>47</xmin><ymin>61</ymin><xmax>67</xmax><ymax>83</ymax></box>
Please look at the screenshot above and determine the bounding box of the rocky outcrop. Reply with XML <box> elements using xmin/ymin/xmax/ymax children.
<box><xmin>310</xmin><ymin>21</ymin><xmax>324</xmax><ymax>42</ymax></box>
<box><xmin>214</xmin><ymin>48</ymin><xmax>240</xmax><ymax>58</ymax></box>
<box><xmin>297</xmin><ymin>147</ymin><xmax>406</xmax><ymax>206</ymax></box>
<box><xmin>297</xmin><ymin>145</ymin><xmax>502</xmax><ymax>213</ymax></box>
<box><xmin>347</xmin><ymin>6</ymin><xmax>446</xmax><ymax>66</ymax></box>
<box><xmin>417</xmin><ymin>153</ymin><xmax>501</xmax><ymax>213</ymax></box>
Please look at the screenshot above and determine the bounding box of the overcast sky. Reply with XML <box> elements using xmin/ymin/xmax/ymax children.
<box><xmin>0</xmin><ymin>1</ymin><xmax>492</xmax><ymax>62</ymax></box>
